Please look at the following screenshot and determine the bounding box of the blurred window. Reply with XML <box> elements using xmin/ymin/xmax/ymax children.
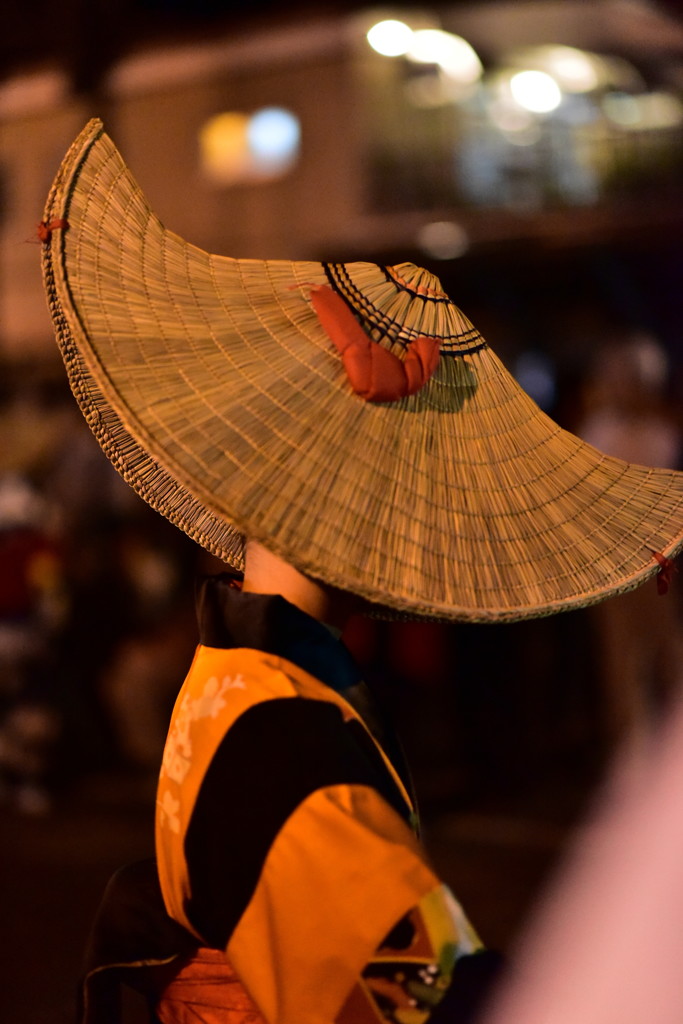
<box><xmin>199</xmin><ymin>106</ymin><xmax>300</xmax><ymax>186</ymax></box>
<box><xmin>356</xmin><ymin>15</ymin><xmax>683</xmax><ymax>215</ymax></box>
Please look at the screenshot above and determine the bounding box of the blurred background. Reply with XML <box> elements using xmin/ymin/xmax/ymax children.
<box><xmin>2</xmin><ymin>1</ymin><xmax>683</xmax><ymax>1020</ymax></box>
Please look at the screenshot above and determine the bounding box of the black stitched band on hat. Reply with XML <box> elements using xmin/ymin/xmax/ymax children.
<box><xmin>322</xmin><ymin>262</ymin><xmax>487</xmax><ymax>356</ymax></box>
<box><xmin>183</xmin><ymin>696</ymin><xmax>412</xmax><ymax>949</ymax></box>
<box><xmin>442</xmin><ymin>338</ymin><xmax>488</xmax><ymax>357</ymax></box>
<box><xmin>322</xmin><ymin>261</ymin><xmax>397</xmax><ymax>341</ymax></box>
<box><xmin>324</xmin><ymin>262</ymin><xmax>410</xmax><ymax>342</ymax></box>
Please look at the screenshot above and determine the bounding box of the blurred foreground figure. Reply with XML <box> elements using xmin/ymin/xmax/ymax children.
<box><xmin>481</xmin><ymin>688</ymin><xmax>683</xmax><ymax>1024</ymax></box>
<box><xmin>40</xmin><ymin>120</ymin><xmax>683</xmax><ymax>1024</ymax></box>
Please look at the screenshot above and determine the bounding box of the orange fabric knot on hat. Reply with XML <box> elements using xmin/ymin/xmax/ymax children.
<box><xmin>651</xmin><ymin>550</ymin><xmax>678</xmax><ymax>595</ymax></box>
<box><xmin>37</xmin><ymin>219</ymin><xmax>69</xmax><ymax>243</ymax></box>
<box><xmin>309</xmin><ymin>284</ymin><xmax>440</xmax><ymax>403</ymax></box>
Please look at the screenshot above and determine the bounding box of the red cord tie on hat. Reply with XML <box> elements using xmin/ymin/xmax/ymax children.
<box><xmin>37</xmin><ymin>219</ymin><xmax>69</xmax><ymax>243</ymax></box>
<box><xmin>651</xmin><ymin>550</ymin><xmax>678</xmax><ymax>595</ymax></box>
<box><xmin>309</xmin><ymin>284</ymin><xmax>440</xmax><ymax>403</ymax></box>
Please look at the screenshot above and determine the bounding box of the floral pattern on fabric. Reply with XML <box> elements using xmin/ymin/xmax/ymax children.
<box><xmin>165</xmin><ymin>673</ymin><xmax>245</xmax><ymax>781</ymax></box>
<box><xmin>157</xmin><ymin>671</ymin><xmax>246</xmax><ymax>832</ymax></box>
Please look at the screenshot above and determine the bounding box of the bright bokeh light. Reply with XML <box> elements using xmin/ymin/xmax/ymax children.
<box><xmin>602</xmin><ymin>91</ymin><xmax>641</xmax><ymax>126</ymax></box>
<box><xmin>366</xmin><ymin>19</ymin><xmax>413</xmax><ymax>57</ymax></box>
<box><xmin>510</xmin><ymin>70</ymin><xmax>562</xmax><ymax>113</ymax></box>
<box><xmin>199</xmin><ymin>112</ymin><xmax>251</xmax><ymax>185</ymax></box>
<box><xmin>417</xmin><ymin>220</ymin><xmax>469</xmax><ymax>259</ymax></box>
<box><xmin>200</xmin><ymin>107</ymin><xmax>301</xmax><ymax>185</ymax></box>
<box><xmin>510</xmin><ymin>46</ymin><xmax>601</xmax><ymax>94</ymax></box>
<box><xmin>603</xmin><ymin>90</ymin><xmax>683</xmax><ymax>129</ymax></box>
<box><xmin>641</xmin><ymin>91</ymin><xmax>683</xmax><ymax>128</ymax></box>
<box><xmin>545</xmin><ymin>46</ymin><xmax>600</xmax><ymax>93</ymax></box>
<box><xmin>408</xmin><ymin>29</ymin><xmax>482</xmax><ymax>83</ymax></box>
<box><xmin>247</xmin><ymin>107</ymin><xmax>301</xmax><ymax>166</ymax></box>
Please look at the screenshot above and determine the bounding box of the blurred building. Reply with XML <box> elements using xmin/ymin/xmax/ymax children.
<box><xmin>2</xmin><ymin>0</ymin><xmax>683</xmax><ymax>366</ymax></box>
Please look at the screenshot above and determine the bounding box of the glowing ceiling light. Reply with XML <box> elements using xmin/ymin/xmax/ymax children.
<box><xmin>509</xmin><ymin>45</ymin><xmax>601</xmax><ymax>93</ymax></box>
<box><xmin>408</xmin><ymin>28</ymin><xmax>450</xmax><ymax>63</ymax></box>
<box><xmin>408</xmin><ymin>28</ymin><xmax>482</xmax><ymax>84</ymax></box>
<box><xmin>545</xmin><ymin>46</ymin><xmax>600</xmax><ymax>93</ymax></box>
<box><xmin>366</xmin><ymin>19</ymin><xmax>413</xmax><ymax>57</ymax></box>
<box><xmin>510</xmin><ymin>70</ymin><xmax>562</xmax><ymax>113</ymax></box>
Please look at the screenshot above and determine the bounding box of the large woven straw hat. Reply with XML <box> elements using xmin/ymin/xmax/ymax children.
<box><xmin>41</xmin><ymin>119</ymin><xmax>683</xmax><ymax>622</ymax></box>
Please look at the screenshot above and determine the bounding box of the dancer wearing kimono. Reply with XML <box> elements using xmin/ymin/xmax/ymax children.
<box><xmin>40</xmin><ymin>120</ymin><xmax>683</xmax><ymax>1024</ymax></box>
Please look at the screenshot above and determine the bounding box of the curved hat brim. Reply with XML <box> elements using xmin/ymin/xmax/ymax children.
<box><xmin>42</xmin><ymin>119</ymin><xmax>683</xmax><ymax>622</ymax></box>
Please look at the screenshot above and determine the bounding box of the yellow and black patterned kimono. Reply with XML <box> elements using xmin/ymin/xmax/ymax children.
<box><xmin>81</xmin><ymin>578</ymin><xmax>501</xmax><ymax>1024</ymax></box>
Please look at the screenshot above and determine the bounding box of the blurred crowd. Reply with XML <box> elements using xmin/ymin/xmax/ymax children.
<box><xmin>0</xmin><ymin>366</ymin><xmax>204</xmax><ymax>812</ymax></box>
<box><xmin>1</xmin><ymin>318</ymin><xmax>682</xmax><ymax>817</ymax></box>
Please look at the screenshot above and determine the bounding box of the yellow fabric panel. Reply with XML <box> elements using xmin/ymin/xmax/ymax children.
<box><xmin>336</xmin><ymin>884</ymin><xmax>483</xmax><ymax>1024</ymax></box>
<box><xmin>155</xmin><ymin>645</ymin><xmax>415</xmax><ymax>937</ymax></box>
<box><xmin>227</xmin><ymin>783</ymin><xmax>442</xmax><ymax>1024</ymax></box>
<box><xmin>419</xmin><ymin>884</ymin><xmax>483</xmax><ymax>971</ymax></box>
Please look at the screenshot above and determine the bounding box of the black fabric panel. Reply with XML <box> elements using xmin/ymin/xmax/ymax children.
<box><xmin>428</xmin><ymin>951</ymin><xmax>506</xmax><ymax>1024</ymax></box>
<box><xmin>80</xmin><ymin>859</ymin><xmax>198</xmax><ymax>1024</ymax></box>
<box><xmin>83</xmin><ymin>859</ymin><xmax>197</xmax><ymax>973</ymax></box>
<box><xmin>341</xmin><ymin>680</ymin><xmax>418</xmax><ymax>817</ymax></box>
<box><xmin>195</xmin><ymin>580</ymin><xmax>363</xmax><ymax>694</ymax></box>
<box><xmin>195</xmin><ymin>579</ymin><xmax>418</xmax><ymax>806</ymax></box>
<box><xmin>183</xmin><ymin>696</ymin><xmax>412</xmax><ymax>948</ymax></box>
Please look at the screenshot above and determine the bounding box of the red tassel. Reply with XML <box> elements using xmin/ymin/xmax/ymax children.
<box><xmin>309</xmin><ymin>284</ymin><xmax>440</xmax><ymax>403</ymax></box>
<box><xmin>37</xmin><ymin>218</ymin><xmax>69</xmax><ymax>243</ymax></box>
<box><xmin>651</xmin><ymin>550</ymin><xmax>678</xmax><ymax>595</ymax></box>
